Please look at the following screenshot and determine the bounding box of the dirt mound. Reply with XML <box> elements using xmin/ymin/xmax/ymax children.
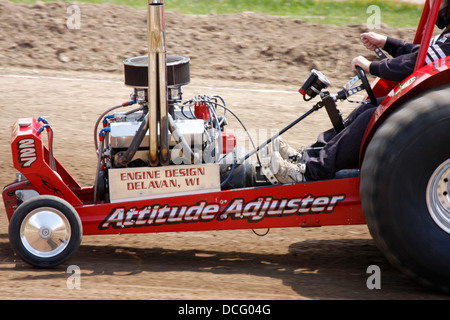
<box><xmin>0</xmin><ymin>0</ymin><xmax>416</xmax><ymax>84</ymax></box>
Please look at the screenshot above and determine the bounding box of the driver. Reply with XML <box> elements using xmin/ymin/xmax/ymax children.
<box><xmin>271</xmin><ymin>0</ymin><xmax>450</xmax><ymax>183</ymax></box>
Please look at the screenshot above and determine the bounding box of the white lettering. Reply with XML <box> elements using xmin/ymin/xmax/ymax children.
<box><xmin>99</xmin><ymin>195</ymin><xmax>346</xmax><ymax>230</ymax></box>
<box><xmin>17</xmin><ymin>138</ymin><xmax>37</xmax><ymax>168</ymax></box>
<box><xmin>178</xmin><ymin>304</ymin><xmax>212</xmax><ymax>317</ymax></box>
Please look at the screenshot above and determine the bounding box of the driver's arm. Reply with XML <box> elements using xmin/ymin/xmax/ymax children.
<box><xmin>356</xmin><ymin>33</ymin><xmax>420</xmax><ymax>82</ymax></box>
<box><xmin>383</xmin><ymin>37</ymin><xmax>420</xmax><ymax>57</ymax></box>
<box><xmin>369</xmin><ymin>52</ymin><xmax>418</xmax><ymax>82</ymax></box>
<box><xmin>360</xmin><ymin>32</ymin><xmax>419</xmax><ymax>57</ymax></box>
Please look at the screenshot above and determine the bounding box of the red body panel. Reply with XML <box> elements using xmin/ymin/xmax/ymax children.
<box><xmin>7</xmin><ymin>118</ymin><xmax>83</xmax><ymax>205</ymax></box>
<box><xmin>361</xmin><ymin>57</ymin><xmax>450</xmax><ymax>161</ymax></box>
<box><xmin>414</xmin><ymin>0</ymin><xmax>441</xmax><ymax>70</ymax></box>
<box><xmin>78</xmin><ymin>177</ymin><xmax>364</xmax><ymax>235</ymax></box>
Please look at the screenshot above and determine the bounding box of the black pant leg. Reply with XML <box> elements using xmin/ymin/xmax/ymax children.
<box><xmin>305</xmin><ymin>105</ymin><xmax>378</xmax><ymax>180</ymax></box>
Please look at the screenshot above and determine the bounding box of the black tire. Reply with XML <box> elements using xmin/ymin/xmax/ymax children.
<box><xmin>9</xmin><ymin>195</ymin><xmax>82</xmax><ymax>268</ymax></box>
<box><xmin>360</xmin><ymin>86</ymin><xmax>450</xmax><ymax>292</ymax></box>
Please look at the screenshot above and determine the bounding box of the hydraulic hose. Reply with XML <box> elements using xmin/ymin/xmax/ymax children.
<box><xmin>93</xmin><ymin>100</ymin><xmax>136</xmax><ymax>153</ymax></box>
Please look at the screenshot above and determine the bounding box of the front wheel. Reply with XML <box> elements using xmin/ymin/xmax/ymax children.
<box><xmin>9</xmin><ymin>195</ymin><xmax>82</xmax><ymax>268</ymax></box>
<box><xmin>360</xmin><ymin>86</ymin><xmax>450</xmax><ymax>292</ymax></box>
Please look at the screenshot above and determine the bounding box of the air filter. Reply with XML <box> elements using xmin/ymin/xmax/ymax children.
<box><xmin>123</xmin><ymin>55</ymin><xmax>190</xmax><ymax>88</ymax></box>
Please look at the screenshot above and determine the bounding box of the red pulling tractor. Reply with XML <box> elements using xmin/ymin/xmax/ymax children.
<box><xmin>3</xmin><ymin>0</ymin><xmax>450</xmax><ymax>292</ymax></box>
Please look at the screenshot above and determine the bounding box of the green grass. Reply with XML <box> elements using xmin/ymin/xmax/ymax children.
<box><xmin>9</xmin><ymin>0</ymin><xmax>424</xmax><ymax>28</ymax></box>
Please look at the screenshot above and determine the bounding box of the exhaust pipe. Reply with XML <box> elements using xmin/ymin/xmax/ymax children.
<box><xmin>147</xmin><ymin>0</ymin><xmax>169</xmax><ymax>166</ymax></box>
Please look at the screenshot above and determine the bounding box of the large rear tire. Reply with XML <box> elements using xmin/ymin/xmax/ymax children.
<box><xmin>360</xmin><ymin>86</ymin><xmax>450</xmax><ymax>292</ymax></box>
<box><xmin>9</xmin><ymin>195</ymin><xmax>82</xmax><ymax>268</ymax></box>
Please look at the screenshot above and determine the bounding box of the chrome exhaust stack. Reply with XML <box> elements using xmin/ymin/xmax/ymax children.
<box><xmin>118</xmin><ymin>0</ymin><xmax>190</xmax><ymax>167</ymax></box>
<box><xmin>120</xmin><ymin>0</ymin><xmax>190</xmax><ymax>169</ymax></box>
<box><xmin>147</xmin><ymin>0</ymin><xmax>169</xmax><ymax>166</ymax></box>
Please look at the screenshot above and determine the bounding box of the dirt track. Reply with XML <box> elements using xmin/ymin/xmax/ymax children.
<box><xmin>0</xmin><ymin>1</ymin><xmax>449</xmax><ymax>300</ymax></box>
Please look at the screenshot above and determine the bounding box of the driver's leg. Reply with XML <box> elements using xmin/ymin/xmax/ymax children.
<box><xmin>271</xmin><ymin>103</ymin><xmax>378</xmax><ymax>183</ymax></box>
<box><xmin>307</xmin><ymin>102</ymin><xmax>380</xmax><ymax>158</ymax></box>
<box><xmin>305</xmin><ymin>105</ymin><xmax>377</xmax><ymax>180</ymax></box>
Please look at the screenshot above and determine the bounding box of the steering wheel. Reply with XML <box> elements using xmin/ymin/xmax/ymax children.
<box><xmin>356</xmin><ymin>66</ymin><xmax>377</xmax><ymax>106</ymax></box>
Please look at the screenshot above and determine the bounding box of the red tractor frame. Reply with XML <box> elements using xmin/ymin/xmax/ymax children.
<box><xmin>3</xmin><ymin>0</ymin><xmax>450</xmax><ymax>292</ymax></box>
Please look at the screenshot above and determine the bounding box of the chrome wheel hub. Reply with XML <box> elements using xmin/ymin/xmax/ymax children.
<box><xmin>427</xmin><ymin>159</ymin><xmax>450</xmax><ymax>234</ymax></box>
<box><xmin>20</xmin><ymin>207</ymin><xmax>71</xmax><ymax>258</ymax></box>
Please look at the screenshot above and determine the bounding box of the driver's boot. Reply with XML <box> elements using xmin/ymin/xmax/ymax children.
<box><xmin>270</xmin><ymin>151</ymin><xmax>306</xmax><ymax>183</ymax></box>
<box><xmin>274</xmin><ymin>137</ymin><xmax>307</xmax><ymax>164</ymax></box>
